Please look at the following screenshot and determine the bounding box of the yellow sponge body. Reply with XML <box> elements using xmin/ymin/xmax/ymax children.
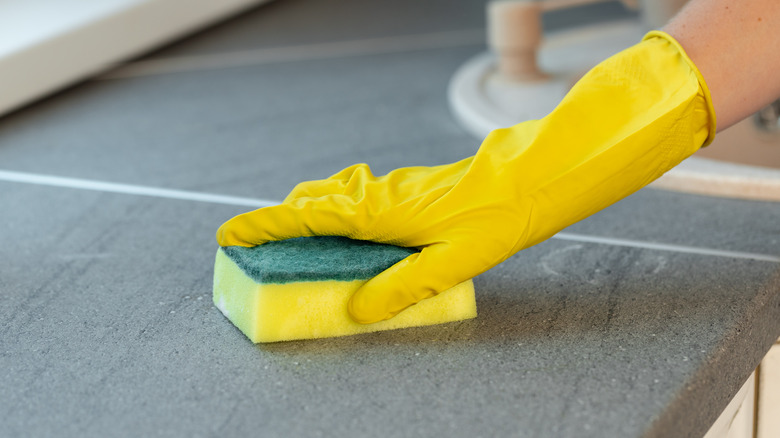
<box><xmin>213</xmin><ymin>249</ymin><xmax>477</xmax><ymax>343</ymax></box>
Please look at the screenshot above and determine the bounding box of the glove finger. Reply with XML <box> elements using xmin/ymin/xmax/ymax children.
<box><xmin>216</xmin><ymin>196</ymin><xmax>356</xmax><ymax>247</ymax></box>
<box><xmin>347</xmin><ymin>243</ymin><xmax>477</xmax><ymax>324</ymax></box>
<box><xmin>284</xmin><ymin>179</ymin><xmax>346</xmax><ymax>203</ymax></box>
<box><xmin>285</xmin><ymin>159</ymin><xmax>472</xmax><ymax>204</ymax></box>
<box><xmin>284</xmin><ymin>163</ymin><xmax>374</xmax><ymax>202</ymax></box>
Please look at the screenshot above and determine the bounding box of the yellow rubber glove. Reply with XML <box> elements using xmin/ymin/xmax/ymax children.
<box><xmin>217</xmin><ymin>31</ymin><xmax>716</xmax><ymax>324</ymax></box>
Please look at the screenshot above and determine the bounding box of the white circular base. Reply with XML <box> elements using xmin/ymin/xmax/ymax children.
<box><xmin>448</xmin><ymin>20</ymin><xmax>780</xmax><ymax>202</ymax></box>
<box><xmin>651</xmin><ymin>156</ymin><xmax>780</xmax><ymax>202</ymax></box>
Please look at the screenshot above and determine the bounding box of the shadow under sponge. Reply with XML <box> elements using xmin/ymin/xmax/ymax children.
<box><xmin>213</xmin><ymin>236</ymin><xmax>477</xmax><ymax>343</ymax></box>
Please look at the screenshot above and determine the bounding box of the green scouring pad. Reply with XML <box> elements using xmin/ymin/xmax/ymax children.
<box><xmin>213</xmin><ymin>236</ymin><xmax>477</xmax><ymax>342</ymax></box>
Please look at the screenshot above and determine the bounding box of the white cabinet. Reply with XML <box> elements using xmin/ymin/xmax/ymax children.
<box><xmin>757</xmin><ymin>341</ymin><xmax>780</xmax><ymax>438</ymax></box>
<box><xmin>704</xmin><ymin>339</ymin><xmax>780</xmax><ymax>438</ymax></box>
<box><xmin>703</xmin><ymin>372</ymin><xmax>755</xmax><ymax>438</ymax></box>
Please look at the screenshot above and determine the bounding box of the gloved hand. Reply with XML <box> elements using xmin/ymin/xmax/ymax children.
<box><xmin>217</xmin><ymin>31</ymin><xmax>716</xmax><ymax>324</ymax></box>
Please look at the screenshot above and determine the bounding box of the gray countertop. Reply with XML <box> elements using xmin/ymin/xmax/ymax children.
<box><xmin>2</xmin><ymin>1</ymin><xmax>779</xmax><ymax>437</ymax></box>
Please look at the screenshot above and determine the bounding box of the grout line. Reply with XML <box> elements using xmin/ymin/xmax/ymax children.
<box><xmin>2</xmin><ymin>168</ymin><xmax>778</xmax><ymax>263</ymax></box>
<box><xmin>0</xmin><ymin>169</ymin><xmax>275</xmax><ymax>208</ymax></box>
<box><xmin>553</xmin><ymin>232</ymin><xmax>780</xmax><ymax>263</ymax></box>
<box><xmin>99</xmin><ymin>28</ymin><xmax>486</xmax><ymax>79</ymax></box>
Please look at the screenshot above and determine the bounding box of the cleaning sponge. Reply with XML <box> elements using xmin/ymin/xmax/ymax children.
<box><xmin>213</xmin><ymin>236</ymin><xmax>477</xmax><ymax>342</ymax></box>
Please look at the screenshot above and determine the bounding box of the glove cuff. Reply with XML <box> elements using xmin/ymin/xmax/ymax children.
<box><xmin>643</xmin><ymin>30</ymin><xmax>718</xmax><ymax>146</ymax></box>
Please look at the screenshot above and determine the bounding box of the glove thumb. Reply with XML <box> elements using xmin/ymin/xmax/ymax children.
<box><xmin>347</xmin><ymin>244</ymin><xmax>469</xmax><ymax>324</ymax></box>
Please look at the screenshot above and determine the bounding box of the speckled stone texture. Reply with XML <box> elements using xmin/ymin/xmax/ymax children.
<box><xmin>1</xmin><ymin>1</ymin><xmax>778</xmax><ymax>437</ymax></box>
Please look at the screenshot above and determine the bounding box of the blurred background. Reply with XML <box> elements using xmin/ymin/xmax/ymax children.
<box><xmin>1</xmin><ymin>2</ymin><xmax>778</xmax><ymax>438</ymax></box>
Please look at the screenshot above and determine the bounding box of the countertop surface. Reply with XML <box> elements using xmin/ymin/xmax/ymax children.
<box><xmin>2</xmin><ymin>1</ymin><xmax>779</xmax><ymax>437</ymax></box>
